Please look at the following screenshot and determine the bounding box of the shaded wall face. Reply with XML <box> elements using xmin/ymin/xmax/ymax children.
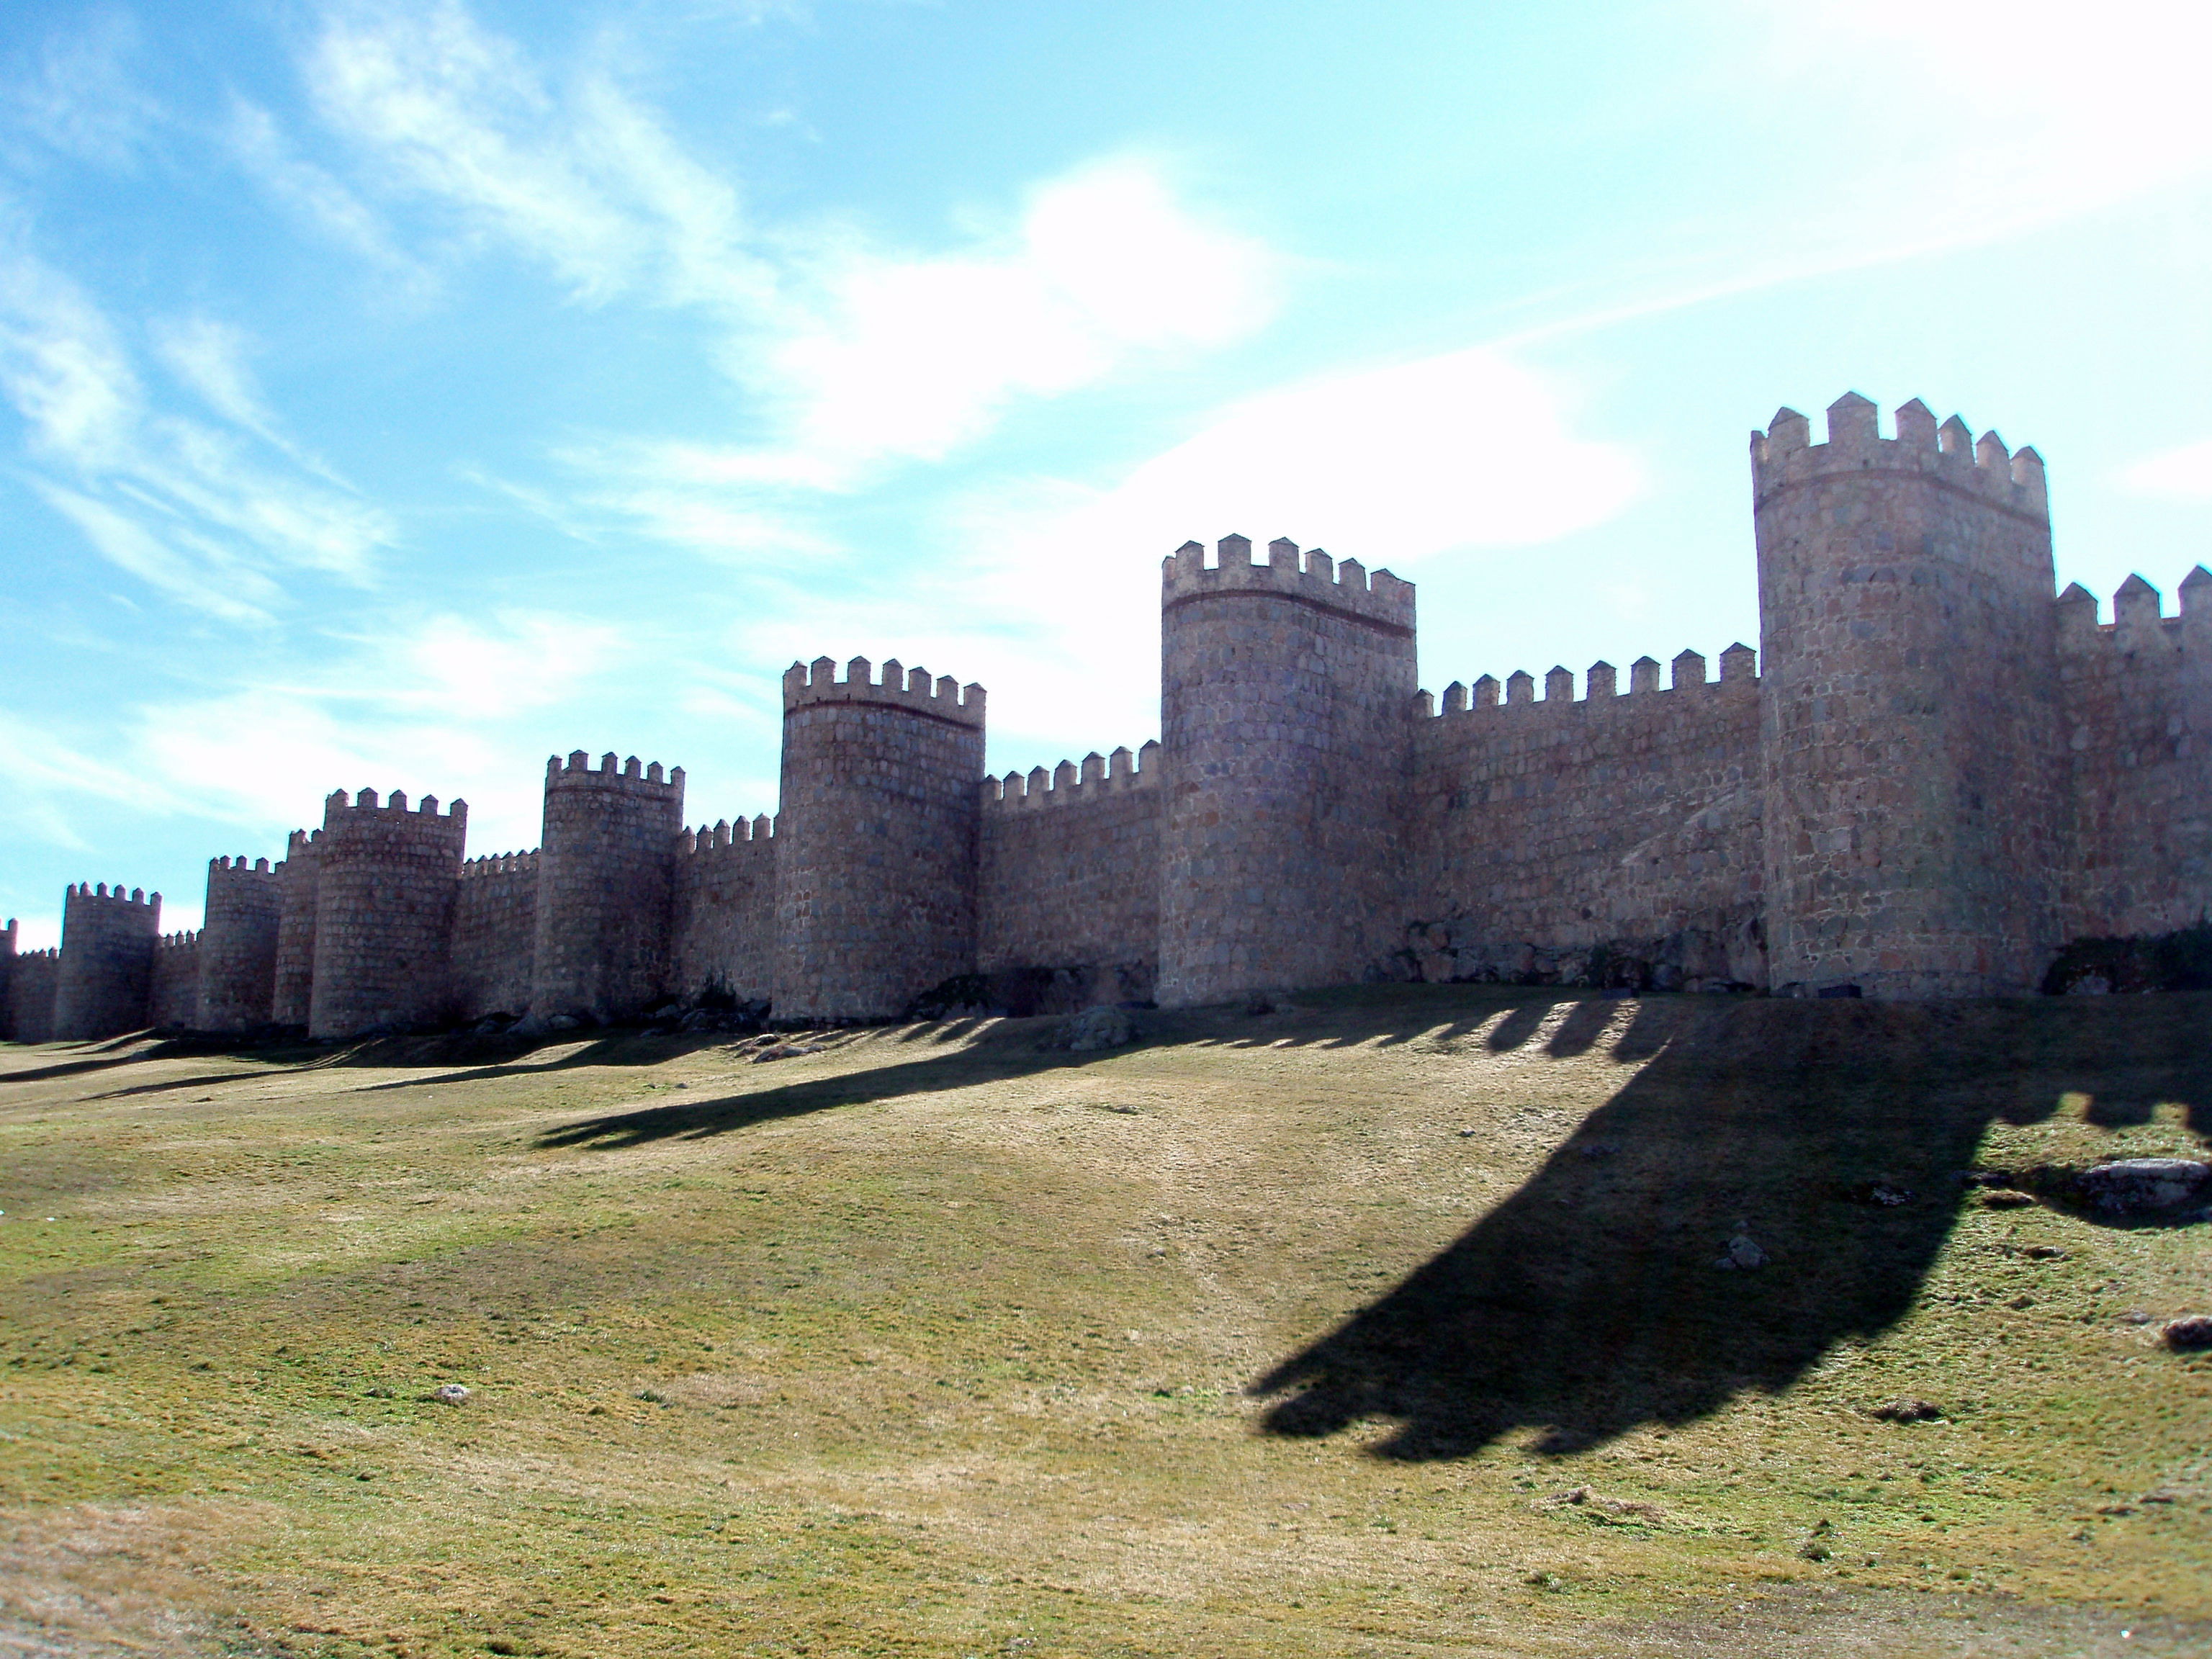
<box><xmin>271</xmin><ymin>840</ymin><xmax>320</xmax><ymax>1029</ymax></box>
<box><xmin>199</xmin><ymin>864</ymin><xmax>282</xmax><ymax>1031</ymax></box>
<box><xmin>54</xmin><ymin>892</ymin><xmax>161</xmax><ymax>1040</ymax></box>
<box><xmin>978</xmin><ymin>779</ymin><xmax>1161</xmax><ymax>990</ymax></box>
<box><xmin>149</xmin><ymin>938</ymin><xmax>202</xmax><ymax>1028</ymax></box>
<box><xmin>2056</xmin><ymin>605</ymin><xmax>2212</xmax><ymax>940</ymax></box>
<box><xmin>673</xmin><ymin>835</ymin><xmax>776</xmax><ymax>1006</ymax></box>
<box><xmin>1159</xmin><ymin>577</ymin><xmax>1417</xmax><ymax>1007</ymax></box>
<box><xmin>529</xmin><ymin>769</ymin><xmax>683</xmax><ymax>1022</ymax></box>
<box><xmin>773</xmin><ymin>703</ymin><xmax>983</xmax><ymax>1022</ymax></box>
<box><xmin>451</xmin><ymin>855</ymin><xmax>539</xmax><ymax>1022</ymax></box>
<box><xmin>6</xmin><ymin>952</ymin><xmax>59</xmax><ymax>1043</ymax></box>
<box><xmin>308</xmin><ymin>810</ymin><xmax>464</xmax><ymax>1038</ymax></box>
<box><xmin>1756</xmin><ymin>457</ymin><xmax>2062</xmax><ymax>997</ymax></box>
<box><xmin>1405</xmin><ymin>673</ymin><xmax>1766</xmax><ymax>989</ymax></box>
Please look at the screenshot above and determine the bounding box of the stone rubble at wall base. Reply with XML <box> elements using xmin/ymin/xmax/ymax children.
<box><xmin>7</xmin><ymin>392</ymin><xmax>2212</xmax><ymax>1043</ymax></box>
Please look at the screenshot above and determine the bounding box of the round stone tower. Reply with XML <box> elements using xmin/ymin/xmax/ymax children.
<box><xmin>307</xmin><ymin>788</ymin><xmax>467</xmax><ymax>1038</ymax></box>
<box><xmin>1156</xmin><ymin>535</ymin><xmax>1418</xmax><ymax>1008</ymax></box>
<box><xmin>1753</xmin><ymin>393</ymin><xmax>2064</xmax><ymax>997</ymax></box>
<box><xmin>270</xmin><ymin>828</ymin><xmax>321</xmax><ymax>1030</ymax></box>
<box><xmin>198</xmin><ymin>855</ymin><xmax>282</xmax><ymax>1032</ymax></box>
<box><xmin>772</xmin><ymin>656</ymin><xmax>986</xmax><ymax>1022</ymax></box>
<box><xmin>528</xmin><ymin>751</ymin><xmax>686</xmax><ymax>1025</ymax></box>
<box><xmin>54</xmin><ymin>881</ymin><xmax>162</xmax><ymax>1040</ymax></box>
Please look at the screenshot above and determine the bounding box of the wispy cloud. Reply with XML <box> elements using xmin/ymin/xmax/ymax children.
<box><xmin>3</xmin><ymin>8</ymin><xmax>161</xmax><ymax>170</ymax></box>
<box><xmin>132</xmin><ymin>609</ymin><xmax>626</xmax><ymax>852</ymax></box>
<box><xmin>0</xmin><ymin>235</ymin><xmax>397</xmax><ymax>616</ymax></box>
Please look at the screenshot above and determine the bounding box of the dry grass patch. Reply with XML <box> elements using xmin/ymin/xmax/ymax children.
<box><xmin>1</xmin><ymin>989</ymin><xmax>2208</xmax><ymax>1656</ymax></box>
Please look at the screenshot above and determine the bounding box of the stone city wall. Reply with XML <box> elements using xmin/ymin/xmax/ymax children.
<box><xmin>149</xmin><ymin>931</ymin><xmax>202</xmax><ymax>1028</ymax></box>
<box><xmin>451</xmin><ymin>850</ymin><xmax>540</xmax><ymax>1022</ymax></box>
<box><xmin>673</xmin><ymin>817</ymin><xmax>778</xmax><ymax>1006</ymax></box>
<box><xmin>1403</xmin><ymin>647</ymin><xmax>1766</xmax><ymax>989</ymax></box>
<box><xmin>2055</xmin><ymin>571</ymin><xmax>2212</xmax><ymax>939</ymax></box>
<box><xmin>20</xmin><ymin>389</ymin><xmax>2212</xmax><ymax>1040</ymax></box>
<box><xmin>6</xmin><ymin>948</ymin><xmax>58</xmax><ymax>1043</ymax></box>
<box><xmin>979</xmin><ymin>742</ymin><xmax>1164</xmax><ymax>1003</ymax></box>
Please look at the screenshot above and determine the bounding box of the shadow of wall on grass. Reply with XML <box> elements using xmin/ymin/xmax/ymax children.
<box><xmin>1251</xmin><ymin>994</ymin><xmax>2212</xmax><ymax>1460</ymax></box>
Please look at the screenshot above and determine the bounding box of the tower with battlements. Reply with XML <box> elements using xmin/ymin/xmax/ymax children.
<box><xmin>1753</xmin><ymin>395</ymin><xmax>2064</xmax><ymax>997</ymax></box>
<box><xmin>529</xmin><ymin>752</ymin><xmax>685</xmax><ymax>1025</ymax></box>
<box><xmin>1156</xmin><ymin>535</ymin><xmax>1417</xmax><ymax>1006</ymax></box>
<box><xmin>772</xmin><ymin>657</ymin><xmax>986</xmax><ymax>1022</ymax></box>
<box><xmin>53</xmin><ymin>884</ymin><xmax>161</xmax><ymax>1040</ymax></box>
<box><xmin>199</xmin><ymin>855</ymin><xmax>282</xmax><ymax>1031</ymax></box>
<box><xmin>307</xmin><ymin>789</ymin><xmax>467</xmax><ymax>1039</ymax></box>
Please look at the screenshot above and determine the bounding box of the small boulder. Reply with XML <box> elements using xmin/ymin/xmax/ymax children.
<box><xmin>2163</xmin><ymin>1315</ymin><xmax>2212</xmax><ymax>1352</ymax></box>
<box><xmin>431</xmin><ymin>1383</ymin><xmax>471</xmax><ymax>1406</ymax></box>
<box><xmin>1715</xmin><ymin>1231</ymin><xmax>1768</xmax><ymax>1269</ymax></box>
<box><xmin>1051</xmin><ymin>1005</ymin><xmax>1136</xmax><ymax>1053</ymax></box>
<box><xmin>2075</xmin><ymin>1158</ymin><xmax>2212</xmax><ymax>1216</ymax></box>
<box><xmin>1867</xmin><ymin>1398</ymin><xmax>1942</xmax><ymax>1422</ymax></box>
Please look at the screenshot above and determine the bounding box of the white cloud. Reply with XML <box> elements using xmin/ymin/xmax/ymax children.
<box><xmin>2121</xmin><ymin>439</ymin><xmax>2212</xmax><ymax>503</ymax></box>
<box><xmin>132</xmin><ymin>611</ymin><xmax>626</xmax><ymax>852</ymax></box>
<box><xmin>302</xmin><ymin>5</ymin><xmax>1277</xmax><ymax>495</ymax></box>
<box><xmin>757</xmin><ymin>160</ymin><xmax>1279</xmax><ymax>481</ymax></box>
<box><xmin>307</xmin><ymin>1</ymin><xmax>648</xmax><ymax>300</ymax></box>
<box><xmin>0</xmin><ymin>239</ymin><xmax>398</xmax><ymax>613</ymax></box>
<box><xmin>225</xmin><ymin>99</ymin><xmax>425</xmax><ymax>282</ymax></box>
<box><xmin>6</xmin><ymin>9</ymin><xmax>160</xmax><ymax>169</ymax></box>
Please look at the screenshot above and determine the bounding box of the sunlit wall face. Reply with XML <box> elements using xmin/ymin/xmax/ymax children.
<box><xmin>1</xmin><ymin>0</ymin><xmax>2208</xmax><ymax>945</ymax></box>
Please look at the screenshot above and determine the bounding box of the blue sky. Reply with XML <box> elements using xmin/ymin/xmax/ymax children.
<box><xmin>4</xmin><ymin>0</ymin><xmax>2211</xmax><ymax>945</ymax></box>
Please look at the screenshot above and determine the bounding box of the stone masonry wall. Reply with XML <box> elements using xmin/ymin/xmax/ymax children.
<box><xmin>2055</xmin><ymin>570</ymin><xmax>2212</xmax><ymax>938</ymax></box>
<box><xmin>149</xmin><ymin>932</ymin><xmax>202</xmax><ymax>1028</ymax></box>
<box><xmin>54</xmin><ymin>884</ymin><xmax>161</xmax><ymax>1040</ymax></box>
<box><xmin>1754</xmin><ymin>395</ymin><xmax>2064</xmax><ymax>997</ymax></box>
<box><xmin>529</xmin><ymin>753</ymin><xmax>685</xmax><ymax>1024</ymax></box>
<box><xmin>673</xmin><ymin>817</ymin><xmax>778</xmax><ymax>1005</ymax></box>
<box><xmin>307</xmin><ymin>790</ymin><xmax>467</xmax><ymax>1039</ymax></box>
<box><xmin>451</xmin><ymin>850</ymin><xmax>539</xmax><ymax>1021</ymax></box>
<box><xmin>271</xmin><ymin>830</ymin><xmax>321</xmax><ymax>1029</ymax></box>
<box><xmin>1404</xmin><ymin>648</ymin><xmax>1766</xmax><ymax>989</ymax></box>
<box><xmin>773</xmin><ymin>657</ymin><xmax>986</xmax><ymax>1021</ymax></box>
<box><xmin>199</xmin><ymin>856</ymin><xmax>282</xmax><ymax>1031</ymax></box>
<box><xmin>979</xmin><ymin>743</ymin><xmax>1163</xmax><ymax>1001</ymax></box>
<box><xmin>7</xmin><ymin>948</ymin><xmax>58</xmax><ymax>1043</ymax></box>
<box><xmin>1157</xmin><ymin>536</ymin><xmax>1417</xmax><ymax>1007</ymax></box>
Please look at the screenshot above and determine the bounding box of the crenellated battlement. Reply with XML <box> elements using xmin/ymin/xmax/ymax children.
<box><xmin>1160</xmin><ymin>534</ymin><xmax>1416</xmax><ymax>634</ymax></box>
<box><xmin>781</xmin><ymin>655</ymin><xmax>986</xmax><ymax>727</ymax></box>
<box><xmin>544</xmin><ymin>750</ymin><xmax>685</xmax><ymax>799</ymax></box>
<box><xmin>322</xmin><ymin>788</ymin><xmax>468</xmax><ymax>828</ymax></box>
<box><xmin>461</xmin><ymin>849</ymin><xmax>541</xmax><ymax>879</ymax></box>
<box><xmin>1751</xmin><ymin>393</ymin><xmax>2047</xmax><ymax>518</ymax></box>
<box><xmin>680</xmin><ymin>814</ymin><xmax>777</xmax><ymax>855</ymax></box>
<box><xmin>984</xmin><ymin>741</ymin><xmax>1162</xmax><ymax>811</ymax></box>
<box><xmin>2054</xmin><ymin>567</ymin><xmax>2212</xmax><ymax>655</ymax></box>
<box><xmin>65</xmin><ymin>882</ymin><xmax>161</xmax><ymax>909</ymax></box>
<box><xmin>156</xmin><ymin>930</ymin><xmax>200</xmax><ymax>949</ymax></box>
<box><xmin>1421</xmin><ymin>644</ymin><xmax>1756</xmax><ymax>718</ymax></box>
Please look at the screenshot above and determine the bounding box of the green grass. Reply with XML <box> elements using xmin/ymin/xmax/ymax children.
<box><xmin>1</xmin><ymin>987</ymin><xmax>2208</xmax><ymax>1656</ymax></box>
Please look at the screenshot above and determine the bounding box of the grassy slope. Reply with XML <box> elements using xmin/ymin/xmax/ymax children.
<box><xmin>0</xmin><ymin>986</ymin><xmax>2207</xmax><ymax>1658</ymax></box>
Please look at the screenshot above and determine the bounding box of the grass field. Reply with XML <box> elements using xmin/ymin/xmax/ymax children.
<box><xmin>2</xmin><ymin>985</ymin><xmax>2208</xmax><ymax>1657</ymax></box>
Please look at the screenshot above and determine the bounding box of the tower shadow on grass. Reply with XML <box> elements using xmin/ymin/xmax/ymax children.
<box><xmin>1251</xmin><ymin>994</ymin><xmax>2212</xmax><ymax>1460</ymax></box>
